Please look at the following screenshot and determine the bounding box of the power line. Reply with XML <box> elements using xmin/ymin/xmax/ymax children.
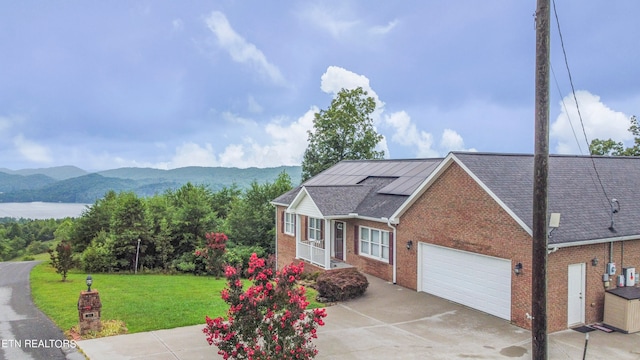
<box><xmin>552</xmin><ymin>0</ymin><xmax>611</xmax><ymax>205</ymax></box>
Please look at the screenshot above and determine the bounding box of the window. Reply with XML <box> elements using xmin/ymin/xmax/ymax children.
<box><xmin>308</xmin><ymin>217</ymin><xmax>322</xmax><ymax>241</ymax></box>
<box><xmin>284</xmin><ymin>212</ymin><xmax>295</xmax><ymax>235</ymax></box>
<box><xmin>359</xmin><ymin>227</ymin><xmax>389</xmax><ymax>261</ymax></box>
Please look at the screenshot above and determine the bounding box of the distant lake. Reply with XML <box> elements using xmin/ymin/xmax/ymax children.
<box><xmin>0</xmin><ymin>202</ymin><xmax>90</xmax><ymax>220</ymax></box>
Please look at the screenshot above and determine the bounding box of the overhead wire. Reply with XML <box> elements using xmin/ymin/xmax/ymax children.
<box><xmin>551</xmin><ymin>0</ymin><xmax>612</xmax><ymax>208</ymax></box>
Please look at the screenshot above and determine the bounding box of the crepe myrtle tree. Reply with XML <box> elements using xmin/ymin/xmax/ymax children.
<box><xmin>203</xmin><ymin>254</ymin><xmax>327</xmax><ymax>359</ymax></box>
<box><xmin>301</xmin><ymin>87</ymin><xmax>385</xmax><ymax>181</ymax></box>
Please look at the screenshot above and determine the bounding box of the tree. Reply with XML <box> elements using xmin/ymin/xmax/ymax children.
<box><xmin>590</xmin><ymin>115</ymin><xmax>640</xmax><ymax>156</ymax></box>
<box><xmin>110</xmin><ymin>192</ymin><xmax>149</xmax><ymax>271</ymax></box>
<box><xmin>301</xmin><ymin>87</ymin><xmax>385</xmax><ymax>181</ymax></box>
<box><xmin>166</xmin><ymin>183</ymin><xmax>218</xmax><ymax>255</ymax></box>
<box><xmin>49</xmin><ymin>241</ymin><xmax>74</xmax><ymax>281</ymax></box>
<box><xmin>226</xmin><ymin>172</ymin><xmax>292</xmax><ymax>253</ymax></box>
<box><xmin>204</xmin><ymin>254</ymin><xmax>326</xmax><ymax>359</ymax></box>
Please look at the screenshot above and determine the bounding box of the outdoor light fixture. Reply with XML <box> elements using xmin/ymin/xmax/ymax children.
<box><xmin>86</xmin><ymin>275</ymin><xmax>93</xmax><ymax>292</ymax></box>
<box><xmin>514</xmin><ymin>263</ymin><xmax>523</xmax><ymax>275</ymax></box>
<box><xmin>406</xmin><ymin>240</ymin><xmax>413</xmax><ymax>250</ymax></box>
<box><xmin>592</xmin><ymin>257</ymin><xmax>599</xmax><ymax>267</ymax></box>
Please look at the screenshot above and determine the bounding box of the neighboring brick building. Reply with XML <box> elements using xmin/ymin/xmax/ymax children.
<box><xmin>272</xmin><ymin>152</ymin><xmax>640</xmax><ymax>332</ymax></box>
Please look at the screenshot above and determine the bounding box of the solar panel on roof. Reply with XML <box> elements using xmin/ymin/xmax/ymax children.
<box><xmin>378</xmin><ymin>176</ymin><xmax>423</xmax><ymax>195</ymax></box>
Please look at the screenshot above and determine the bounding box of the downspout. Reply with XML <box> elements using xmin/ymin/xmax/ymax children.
<box><xmin>385</xmin><ymin>217</ymin><xmax>398</xmax><ymax>284</ymax></box>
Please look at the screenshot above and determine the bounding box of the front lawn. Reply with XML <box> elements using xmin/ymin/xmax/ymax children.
<box><xmin>30</xmin><ymin>262</ymin><xmax>323</xmax><ymax>335</ymax></box>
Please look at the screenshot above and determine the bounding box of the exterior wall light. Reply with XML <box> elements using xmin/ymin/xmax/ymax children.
<box><xmin>86</xmin><ymin>275</ymin><xmax>93</xmax><ymax>292</ymax></box>
<box><xmin>406</xmin><ymin>240</ymin><xmax>413</xmax><ymax>250</ymax></box>
<box><xmin>514</xmin><ymin>263</ymin><xmax>523</xmax><ymax>275</ymax></box>
<box><xmin>591</xmin><ymin>257</ymin><xmax>599</xmax><ymax>267</ymax></box>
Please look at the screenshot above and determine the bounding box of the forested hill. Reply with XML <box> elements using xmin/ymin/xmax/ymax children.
<box><xmin>0</xmin><ymin>166</ymin><xmax>301</xmax><ymax>203</ymax></box>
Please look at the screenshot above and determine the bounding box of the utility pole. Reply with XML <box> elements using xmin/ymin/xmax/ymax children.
<box><xmin>532</xmin><ymin>0</ymin><xmax>550</xmax><ymax>359</ymax></box>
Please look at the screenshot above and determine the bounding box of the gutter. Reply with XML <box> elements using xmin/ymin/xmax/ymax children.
<box><xmin>548</xmin><ymin>234</ymin><xmax>640</xmax><ymax>249</ymax></box>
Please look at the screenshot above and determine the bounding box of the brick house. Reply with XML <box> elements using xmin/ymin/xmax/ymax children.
<box><xmin>271</xmin><ymin>152</ymin><xmax>640</xmax><ymax>332</ymax></box>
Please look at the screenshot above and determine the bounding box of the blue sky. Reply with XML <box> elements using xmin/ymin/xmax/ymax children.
<box><xmin>1</xmin><ymin>1</ymin><xmax>638</xmax><ymax>171</ymax></box>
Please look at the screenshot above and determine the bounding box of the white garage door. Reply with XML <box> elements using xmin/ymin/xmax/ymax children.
<box><xmin>419</xmin><ymin>243</ymin><xmax>511</xmax><ymax>320</ymax></box>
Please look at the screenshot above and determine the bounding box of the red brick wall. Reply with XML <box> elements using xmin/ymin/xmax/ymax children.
<box><xmin>274</xmin><ymin>206</ymin><xmax>394</xmax><ymax>281</ymax></box>
<box><xmin>343</xmin><ymin>219</ymin><xmax>394</xmax><ymax>282</ymax></box>
<box><xmin>548</xmin><ymin>241</ymin><xmax>640</xmax><ymax>332</ymax></box>
<box><xmin>396</xmin><ymin>163</ymin><xmax>533</xmax><ymax>329</ymax></box>
<box><xmin>275</xmin><ymin>207</ymin><xmax>296</xmax><ymax>270</ymax></box>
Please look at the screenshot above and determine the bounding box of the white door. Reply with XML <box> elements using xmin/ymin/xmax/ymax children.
<box><xmin>419</xmin><ymin>243</ymin><xmax>512</xmax><ymax>320</ymax></box>
<box><xmin>567</xmin><ymin>263</ymin><xmax>586</xmax><ymax>326</ymax></box>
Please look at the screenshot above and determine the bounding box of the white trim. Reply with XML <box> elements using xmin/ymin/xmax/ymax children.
<box><xmin>550</xmin><ymin>235</ymin><xmax>640</xmax><ymax>249</ymax></box>
<box><xmin>284</xmin><ymin>211</ymin><xmax>295</xmax><ymax>235</ymax></box>
<box><xmin>358</xmin><ymin>226</ymin><xmax>390</xmax><ymax>262</ymax></box>
<box><xmin>391</xmin><ymin>153</ymin><xmax>532</xmax><ymax>236</ymax></box>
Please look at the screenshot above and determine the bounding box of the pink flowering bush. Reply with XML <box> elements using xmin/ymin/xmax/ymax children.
<box><xmin>194</xmin><ymin>232</ymin><xmax>228</xmax><ymax>276</ymax></box>
<box><xmin>203</xmin><ymin>253</ymin><xmax>327</xmax><ymax>359</ymax></box>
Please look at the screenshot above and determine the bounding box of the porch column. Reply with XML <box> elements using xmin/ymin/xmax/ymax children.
<box><xmin>323</xmin><ymin>219</ymin><xmax>331</xmax><ymax>269</ymax></box>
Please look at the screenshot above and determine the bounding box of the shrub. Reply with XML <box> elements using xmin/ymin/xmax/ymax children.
<box><xmin>316</xmin><ymin>268</ymin><xmax>369</xmax><ymax>302</ymax></box>
<box><xmin>194</xmin><ymin>232</ymin><xmax>228</xmax><ymax>277</ymax></box>
<box><xmin>222</xmin><ymin>245</ymin><xmax>265</xmax><ymax>274</ymax></box>
<box><xmin>204</xmin><ymin>254</ymin><xmax>327</xmax><ymax>359</ymax></box>
<box><xmin>81</xmin><ymin>238</ymin><xmax>115</xmax><ymax>273</ymax></box>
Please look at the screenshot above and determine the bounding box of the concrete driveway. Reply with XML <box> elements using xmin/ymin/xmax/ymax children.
<box><xmin>314</xmin><ymin>275</ymin><xmax>640</xmax><ymax>359</ymax></box>
<box><xmin>78</xmin><ymin>274</ymin><xmax>640</xmax><ymax>359</ymax></box>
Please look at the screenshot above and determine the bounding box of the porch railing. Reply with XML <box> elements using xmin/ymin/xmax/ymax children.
<box><xmin>297</xmin><ymin>239</ymin><xmax>326</xmax><ymax>268</ymax></box>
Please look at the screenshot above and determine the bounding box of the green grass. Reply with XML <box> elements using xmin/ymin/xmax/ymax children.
<box><xmin>30</xmin><ymin>262</ymin><xmax>323</xmax><ymax>335</ymax></box>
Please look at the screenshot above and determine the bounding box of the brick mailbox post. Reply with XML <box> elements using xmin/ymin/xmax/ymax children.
<box><xmin>78</xmin><ymin>275</ymin><xmax>102</xmax><ymax>335</ymax></box>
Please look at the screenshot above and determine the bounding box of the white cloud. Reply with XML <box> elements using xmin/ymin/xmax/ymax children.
<box><xmin>222</xmin><ymin>111</ymin><xmax>256</xmax><ymax>127</ymax></box>
<box><xmin>172</xmin><ymin>18</ymin><xmax>183</xmax><ymax>32</ymax></box>
<box><xmin>205</xmin><ymin>11</ymin><xmax>285</xmax><ymax>85</ymax></box>
<box><xmin>13</xmin><ymin>134</ymin><xmax>53</xmax><ymax>163</ymax></box>
<box><xmin>247</xmin><ymin>95</ymin><xmax>263</xmax><ymax>113</ymax></box>
<box><xmin>384</xmin><ymin>111</ymin><xmax>438</xmax><ymax>158</ymax></box>
<box><xmin>166</xmin><ymin>142</ymin><xmax>218</xmax><ymax>168</ymax></box>
<box><xmin>551</xmin><ymin>90</ymin><xmax>632</xmax><ymax>154</ymax></box>
<box><xmin>298</xmin><ymin>4</ymin><xmax>359</xmax><ymax>38</ymax></box>
<box><xmin>369</xmin><ymin>19</ymin><xmax>398</xmax><ymax>35</ymax></box>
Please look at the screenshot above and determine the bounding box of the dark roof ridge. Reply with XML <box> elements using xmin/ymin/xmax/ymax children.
<box><xmin>337</xmin><ymin>157</ymin><xmax>444</xmax><ymax>163</ymax></box>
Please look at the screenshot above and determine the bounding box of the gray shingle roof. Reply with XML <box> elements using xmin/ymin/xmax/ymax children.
<box><xmin>272</xmin><ymin>153</ymin><xmax>640</xmax><ymax>246</ymax></box>
<box><xmin>453</xmin><ymin>152</ymin><xmax>640</xmax><ymax>245</ymax></box>
<box><xmin>272</xmin><ymin>159</ymin><xmax>442</xmax><ymax>219</ymax></box>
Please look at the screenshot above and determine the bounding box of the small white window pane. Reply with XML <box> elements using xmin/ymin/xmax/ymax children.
<box><xmin>361</xmin><ymin>241</ymin><xmax>369</xmax><ymax>253</ymax></box>
<box><xmin>382</xmin><ymin>232</ymin><xmax>389</xmax><ymax>245</ymax></box>
<box><xmin>372</xmin><ymin>244</ymin><xmax>379</xmax><ymax>257</ymax></box>
<box><xmin>382</xmin><ymin>246</ymin><xmax>389</xmax><ymax>259</ymax></box>
<box><xmin>372</xmin><ymin>230</ymin><xmax>380</xmax><ymax>244</ymax></box>
<box><xmin>361</xmin><ymin>229</ymin><xmax>369</xmax><ymax>241</ymax></box>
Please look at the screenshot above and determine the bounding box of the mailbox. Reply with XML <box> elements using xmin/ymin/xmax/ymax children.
<box><xmin>78</xmin><ymin>290</ymin><xmax>102</xmax><ymax>335</ymax></box>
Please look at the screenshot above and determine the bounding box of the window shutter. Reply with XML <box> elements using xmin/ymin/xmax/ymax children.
<box><xmin>354</xmin><ymin>225</ymin><xmax>359</xmax><ymax>254</ymax></box>
<box><xmin>304</xmin><ymin>216</ymin><xmax>308</xmax><ymax>240</ymax></box>
<box><xmin>280</xmin><ymin>210</ymin><xmax>285</xmax><ymax>233</ymax></box>
<box><xmin>388</xmin><ymin>232</ymin><xmax>394</xmax><ymax>265</ymax></box>
<box><xmin>320</xmin><ymin>220</ymin><xmax>324</xmax><ymax>240</ymax></box>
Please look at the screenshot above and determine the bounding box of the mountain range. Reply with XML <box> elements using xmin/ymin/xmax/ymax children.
<box><xmin>0</xmin><ymin>165</ymin><xmax>302</xmax><ymax>203</ymax></box>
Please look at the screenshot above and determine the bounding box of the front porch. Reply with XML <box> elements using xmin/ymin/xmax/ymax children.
<box><xmin>293</xmin><ymin>216</ymin><xmax>347</xmax><ymax>270</ymax></box>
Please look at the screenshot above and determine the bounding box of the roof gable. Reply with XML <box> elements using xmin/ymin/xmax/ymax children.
<box><xmin>396</xmin><ymin>152</ymin><xmax>640</xmax><ymax>246</ymax></box>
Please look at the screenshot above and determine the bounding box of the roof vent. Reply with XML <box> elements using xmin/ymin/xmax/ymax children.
<box><xmin>609</xmin><ymin>199</ymin><xmax>620</xmax><ymax>232</ymax></box>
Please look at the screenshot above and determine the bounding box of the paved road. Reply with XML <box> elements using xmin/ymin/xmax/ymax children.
<box><xmin>0</xmin><ymin>261</ymin><xmax>84</xmax><ymax>360</ymax></box>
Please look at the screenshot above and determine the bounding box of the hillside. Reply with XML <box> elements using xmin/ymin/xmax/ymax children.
<box><xmin>0</xmin><ymin>165</ymin><xmax>301</xmax><ymax>203</ymax></box>
<box><xmin>0</xmin><ymin>165</ymin><xmax>88</xmax><ymax>180</ymax></box>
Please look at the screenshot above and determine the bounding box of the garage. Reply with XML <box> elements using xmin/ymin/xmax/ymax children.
<box><xmin>418</xmin><ymin>243</ymin><xmax>512</xmax><ymax>320</ymax></box>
